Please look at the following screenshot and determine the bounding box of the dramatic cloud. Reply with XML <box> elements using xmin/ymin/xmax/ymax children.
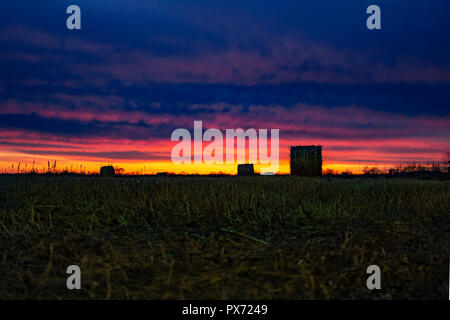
<box><xmin>0</xmin><ymin>1</ymin><xmax>449</xmax><ymax>173</ymax></box>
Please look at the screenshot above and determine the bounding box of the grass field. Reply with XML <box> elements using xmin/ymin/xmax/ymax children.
<box><xmin>0</xmin><ymin>175</ymin><xmax>449</xmax><ymax>299</ymax></box>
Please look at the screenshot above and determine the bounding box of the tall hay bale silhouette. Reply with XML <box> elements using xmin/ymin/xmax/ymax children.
<box><xmin>237</xmin><ymin>164</ymin><xmax>255</xmax><ymax>176</ymax></box>
<box><xmin>290</xmin><ymin>146</ymin><xmax>322</xmax><ymax>176</ymax></box>
<box><xmin>100</xmin><ymin>166</ymin><xmax>115</xmax><ymax>177</ymax></box>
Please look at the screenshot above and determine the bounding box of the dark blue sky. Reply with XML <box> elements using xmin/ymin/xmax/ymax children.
<box><xmin>1</xmin><ymin>0</ymin><xmax>450</xmax><ymax>113</ymax></box>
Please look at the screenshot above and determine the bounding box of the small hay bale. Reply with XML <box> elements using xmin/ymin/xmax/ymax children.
<box><xmin>100</xmin><ymin>166</ymin><xmax>115</xmax><ymax>177</ymax></box>
<box><xmin>237</xmin><ymin>164</ymin><xmax>255</xmax><ymax>176</ymax></box>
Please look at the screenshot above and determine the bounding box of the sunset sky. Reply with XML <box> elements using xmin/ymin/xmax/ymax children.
<box><xmin>0</xmin><ymin>0</ymin><xmax>449</xmax><ymax>174</ymax></box>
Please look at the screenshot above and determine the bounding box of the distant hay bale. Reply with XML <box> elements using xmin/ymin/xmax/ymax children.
<box><xmin>237</xmin><ymin>164</ymin><xmax>255</xmax><ymax>176</ymax></box>
<box><xmin>290</xmin><ymin>145</ymin><xmax>322</xmax><ymax>176</ymax></box>
<box><xmin>100</xmin><ymin>166</ymin><xmax>115</xmax><ymax>177</ymax></box>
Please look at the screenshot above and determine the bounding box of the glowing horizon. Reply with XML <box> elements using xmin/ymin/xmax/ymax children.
<box><xmin>1</xmin><ymin>132</ymin><xmax>447</xmax><ymax>175</ymax></box>
<box><xmin>0</xmin><ymin>2</ymin><xmax>449</xmax><ymax>170</ymax></box>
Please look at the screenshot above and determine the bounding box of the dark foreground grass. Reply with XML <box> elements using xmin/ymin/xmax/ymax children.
<box><xmin>0</xmin><ymin>176</ymin><xmax>449</xmax><ymax>299</ymax></box>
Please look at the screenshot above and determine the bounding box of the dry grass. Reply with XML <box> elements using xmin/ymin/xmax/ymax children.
<box><xmin>0</xmin><ymin>176</ymin><xmax>449</xmax><ymax>299</ymax></box>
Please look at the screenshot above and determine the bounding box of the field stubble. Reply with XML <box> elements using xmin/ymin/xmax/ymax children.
<box><xmin>0</xmin><ymin>176</ymin><xmax>449</xmax><ymax>299</ymax></box>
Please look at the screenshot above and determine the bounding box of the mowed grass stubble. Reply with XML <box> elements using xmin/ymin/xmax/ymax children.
<box><xmin>0</xmin><ymin>176</ymin><xmax>449</xmax><ymax>299</ymax></box>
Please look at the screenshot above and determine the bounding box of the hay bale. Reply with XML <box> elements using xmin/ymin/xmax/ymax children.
<box><xmin>290</xmin><ymin>145</ymin><xmax>322</xmax><ymax>176</ymax></box>
<box><xmin>100</xmin><ymin>166</ymin><xmax>115</xmax><ymax>177</ymax></box>
<box><xmin>237</xmin><ymin>164</ymin><xmax>255</xmax><ymax>176</ymax></box>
